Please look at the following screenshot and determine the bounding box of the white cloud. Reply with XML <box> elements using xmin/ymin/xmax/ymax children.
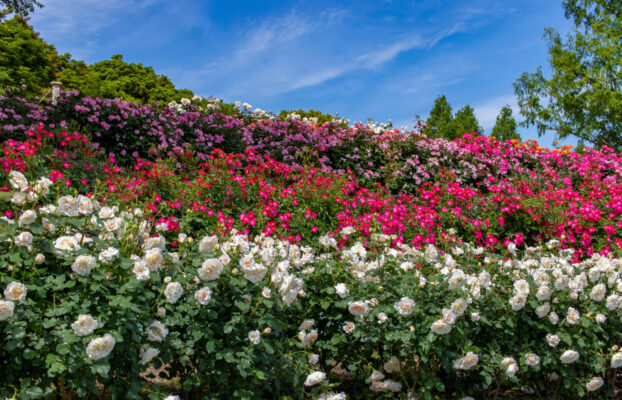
<box><xmin>473</xmin><ymin>95</ymin><xmax>519</xmax><ymax>130</ymax></box>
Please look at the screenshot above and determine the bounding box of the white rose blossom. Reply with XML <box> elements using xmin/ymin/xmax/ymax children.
<box><xmin>86</xmin><ymin>333</ymin><xmax>116</xmax><ymax>360</ymax></box>
<box><xmin>334</xmin><ymin>283</ymin><xmax>349</xmax><ymax>298</ymax></box>
<box><xmin>453</xmin><ymin>352</ymin><xmax>479</xmax><ymax>370</ymax></box>
<box><xmin>164</xmin><ymin>282</ymin><xmax>183</xmax><ymax>304</ymax></box>
<box><xmin>4</xmin><ymin>281</ymin><xmax>26</xmax><ymax>303</ymax></box>
<box><xmin>147</xmin><ymin>321</ymin><xmax>168</xmax><ymax>342</ymax></box>
<box><xmin>348</xmin><ymin>301</ymin><xmax>369</xmax><ymax>317</ymax></box>
<box><xmin>139</xmin><ymin>344</ymin><xmax>160</xmax><ymax>365</ymax></box>
<box><xmin>194</xmin><ymin>287</ymin><xmax>212</xmax><ymax>305</ymax></box>
<box><xmin>71</xmin><ymin>255</ymin><xmax>97</xmax><ymax>276</ymax></box>
<box><xmin>560</xmin><ymin>350</ymin><xmax>580</xmax><ymax>364</ymax></box>
<box><xmin>198</xmin><ymin>258</ymin><xmax>224</xmax><ymax>281</ymax></box>
<box><xmin>248</xmin><ymin>330</ymin><xmax>261</xmax><ymax>345</ymax></box>
<box><xmin>393</xmin><ymin>297</ymin><xmax>415</xmax><ymax>316</ymax></box>
<box><xmin>304</xmin><ymin>371</ymin><xmax>326</xmax><ymax>387</ymax></box>
<box><xmin>0</xmin><ymin>300</ymin><xmax>15</xmax><ymax>320</ymax></box>
<box><xmin>71</xmin><ymin>315</ymin><xmax>98</xmax><ymax>336</ymax></box>
<box><xmin>585</xmin><ymin>377</ymin><xmax>604</xmax><ymax>392</ymax></box>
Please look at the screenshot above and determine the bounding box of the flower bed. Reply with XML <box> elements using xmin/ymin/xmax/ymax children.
<box><xmin>1</xmin><ymin>91</ymin><xmax>622</xmax><ymax>398</ymax></box>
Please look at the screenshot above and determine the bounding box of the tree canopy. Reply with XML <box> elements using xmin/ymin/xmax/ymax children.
<box><xmin>0</xmin><ymin>12</ymin><xmax>56</xmax><ymax>97</ymax></box>
<box><xmin>422</xmin><ymin>95</ymin><xmax>483</xmax><ymax>140</ymax></box>
<box><xmin>491</xmin><ymin>105</ymin><xmax>520</xmax><ymax>142</ymax></box>
<box><xmin>514</xmin><ymin>0</ymin><xmax>622</xmax><ymax>149</ymax></box>
<box><xmin>0</xmin><ymin>0</ymin><xmax>42</xmax><ymax>16</ymax></box>
<box><xmin>58</xmin><ymin>54</ymin><xmax>194</xmax><ymax>105</ymax></box>
<box><xmin>0</xmin><ymin>14</ymin><xmax>194</xmax><ymax>104</ymax></box>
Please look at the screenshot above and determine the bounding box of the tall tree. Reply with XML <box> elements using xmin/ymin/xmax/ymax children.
<box><xmin>448</xmin><ymin>105</ymin><xmax>483</xmax><ymax>140</ymax></box>
<box><xmin>514</xmin><ymin>0</ymin><xmax>622</xmax><ymax>149</ymax></box>
<box><xmin>1</xmin><ymin>0</ymin><xmax>42</xmax><ymax>16</ymax></box>
<box><xmin>58</xmin><ymin>54</ymin><xmax>194</xmax><ymax>104</ymax></box>
<box><xmin>491</xmin><ymin>105</ymin><xmax>520</xmax><ymax>141</ymax></box>
<box><xmin>0</xmin><ymin>13</ymin><xmax>57</xmax><ymax>96</ymax></box>
<box><xmin>423</xmin><ymin>95</ymin><xmax>453</xmax><ymax>138</ymax></box>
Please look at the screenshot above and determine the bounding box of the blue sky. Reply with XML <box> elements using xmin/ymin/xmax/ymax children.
<box><xmin>29</xmin><ymin>0</ymin><xmax>575</xmax><ymax>148</ymax></box>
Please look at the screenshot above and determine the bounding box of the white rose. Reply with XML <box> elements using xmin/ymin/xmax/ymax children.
<box><xmin>85</xmin><ymin>333</ymin><xmax>115</xmax><ymax>360</ymax></box>
<box><xmin>132</xmin><ymin>259</ymin><xmax>150</xmax><ymax>281</ymax></box>
<box><xmin>0</xmin><ymin>300</ymin><xmax>15</xmax><ymax>320</ymax></box>
<box><xmin>71</xmin><ymin>255</ymin><xmax>97</xmax><ymax>276</ymax></box>
<box><xmin>451</xmin><ymin>298</ymin><xmax>468</xmax><ymax>316</ymax></box>
<box><xmin>299</xmin><ymin>329</ymin><xmax>318</xmax><ymax>346</ymax></box>
<box><xmin>442</xmin><ymin>309</ymin><xmax>457</xmax><ymax>325</ymax></box>
<box><xmin>560</xmin><ymin>350</ymin><xmax>579</xmax><ymax>364</ymax></box>
<box><xmin>77</xmin><ymin>195</ymin><xmax>93</xmax><ymax>216</ymax></box>
<box><xmin>4</xmin><ymin>281</ymin><xmax>26</xmax><ymax>303</ymax></box>
<box><xmin>298</xmin><ymin>319</ymin><xmax>315</xmax><ymax>331</ymax></box>
<box><xmin>590</xmin><ymin>283</ymin><xmax>606</xmax><ymax>302</ymax></box>
<box><xmin>536</xmin><ymin>286</ymin><xmax>552</xmax><ymax>301</ymax></box>
<box><xmin>453</xmin><ymin>352</ymin><xmax>479</xmax><ymax>370</ymax></box>
<box><xmin>506</xmin><ymin>362</ymin><xmax>519</xmax><ymax>377</ymax></box>
<box><xmin>596</xmin><ymin>313</ymin><xmax>606</xmax><ymax>324</ymax></box>
<box><xmin>54</xmin><ymin>236</ymin><xmax>81</xmax><ymax>253</ymax></box>
<box><xmin>143</xmin><ymin>248</ymin><xmax>163</xmax><ymax>271</ymax></box>
<box><xmin>509</xmin><ymin>295</ymin><xmax>527</xmax><ymax>311</ymax></box>
<box><xmin>248</xmin><ymin>330</ymin><xmax>261</xmax><ymax>345</ymax></box>
<box><xmin>147</xmin><ymin>321</ymin><xmax>168</xmax><ymax>342</ymax></box>
<box><xmin>71</xmin><ymin>314</ymin><xmax>98</xmax><ymax>336</ymax></box>
<box><xmin>549</xmin><ymin>311</ymin><xmax>559</xmax><ymax>325</ymax></box>
<box><xmin>514</xmin><ymin>279</ymin><xmax>530</xmax><ymax>296</ymax></box>
<box><xmin>18</xmin><ymin>210</ymin><xmax>36</xmax><ymax>225</ymax></box>
<box><xmin>14</xmin><ymin>231</ymin><xmax>33</xmax><ymax>247</ymax></box>
<box><xmin>394</xmin><ymin>297</ymin><xmax>415</xmax><ymax>316</ymax></box>
<box><xmin>143</xmin><ymin>235</ymin><xmax>166</xmax><ymax>251</ymax></box>
<box><xmin>345</xmin><ymin>300</ymin><xmax>368</xmax><ymax>317</ymax></box>
<box><xmin>470</xmin><ymin>312</ymin><xmax>480</xmax><ymax>322</ymax></box>
<box><xmin>164</xmin><ymin>282</ymin><xmax>183</xmax><ymax>304</ymax></box>
<box><xmin>535</xmin><ymin>303</ymin><xmax>551</xmax><ymax>318</ymax></box>
<box><xmin>194</xmin><ymin>287</ymin><xmax>212</xmax><ymax>305</ymax></box>
<box><xmin>309</xmin><ymin>354</ymin><xmax>320</xmax><ymax>365</ymax></box>
<box><xmin>304</xmin><ymin>371</ymin><xmax>326</xmax><ymax>387</ymax></box>
<box><xmin>585</xmin><ymin>377</ymin><xmax>604</xmax><ymax>392</ymax></box>
<box><xmin>566</xmin><ymin>307</ymin><xmax>580</xmax><ymax>324</ymax></box>
<box><xmin>139</xmin><ymin>344</ymin><xmax>160</xmax><ymax>365</ymax></box>
<box><xmin>198</xmin><ymin>235</ymin><xmax>218</xmax><ymax>253</ymax></box>
<box><xmin>546</xmin><ymin>333</ymin><xmax>561</xmax><ymax>347</ymax></box>
<box><xmin>430</xmin><ymin>320</ymin><xmax>451</xmax><ymax>335</ymax></box>
<box><xmin>342</xmin><ymin>321</ymin><xmax>355</xmax><ymax>333</ymax></box>
<box><xmin>611</xmin><ymin>352</ymin><xmax>622</xmax><ymax>368</ymax></box>
<box><xmin>525</xmin><ymin>353</ymin><xmax>540</xmax><ymax>366</ymax></box>
<box><xmin>98</xmin><ymin>247</ymin><xmax>119</xmax><ymax>264</ymax></box>
<box><xmin>377</xmin><ymin>312</ymin><xmax>388</xmax><ymax>324</ymax></box>
<box><xmin>242</xmin><ymin>262</ymin><xmax>268</xmax><ymax>284</ymax></box>
<box><xmin>383</xmin><ymin>356</ymin><xmax>401</xmax><ymax>373</ymax></box>
<box><xmin>198</xmin><ymin>258</ymin><xmax>224</xmax><ymax>281</ymax></box>
<box><xmin>98</xmin><ymin>206</ymin><xmax>115</xmax><ymax>219</ymax></box>
<box><xmin>334</xmin><ymin>283</ymin><xmax>349</xmax><ymax>298</ymax></box>
<box><xmin>57</xmin><ymin>195</ymin><xmax>79</xmax><ymax>216</ymax></box>
<box><xmin>9</xmin><ymin>171</ymin><xmax>28</xmax><ymax>191</ymax></box>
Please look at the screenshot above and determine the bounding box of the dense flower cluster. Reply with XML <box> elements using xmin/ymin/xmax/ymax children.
<box><xmin>1</xmin><ymin>90</ymin><xmax>622</xmax><ymax>398</ymax></box>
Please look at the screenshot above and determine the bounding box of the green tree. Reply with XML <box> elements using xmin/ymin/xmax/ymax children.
<box><xmin>59</xmin><ymin>54</ymin><xmax>194</xmax><ymax>104</ymax></box>
<box><xmin>514</xmin><ymin>0</ymin><xmax>622</xmax><ymax>149</ymax></box>
<box><xmin>491</xmin><ymin>105</ymin><xmax>521</xmax><ymax>141</ymax></box>
<box><xmin>0</xmin><ymin>13</ymin><xmax>57</xmax><ymax>97</ymax></box>
<box><xmin>447</xmin><ymin>104</ymin><xmax>483</xmax><ymax>140</ymax></box>
<box><xmin>277</xmin><ymin>108</ymin><xmax>343</xmax><ymax>125</ymax></box>
<box><xmin>1</xmin><ymin>0</ymin><xmax>42</xmax><ymax>16</ymax></box>
<box><xmin>422</xmin><ymin>95</ymin><xmax>453</xmax><ymax>138</ymax></box>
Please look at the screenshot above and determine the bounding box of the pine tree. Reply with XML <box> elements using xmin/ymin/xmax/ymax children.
<box><xmin>423</xmin><ymin>95</ymin><xmax>453</xmax><ymax>138</ymax></box>
<box><xmin>491</xmin><ymin>105</ymin><xmax>520</xmax><ymax>141</ymax></box>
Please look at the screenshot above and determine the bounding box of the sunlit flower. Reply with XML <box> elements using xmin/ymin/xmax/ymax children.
<box><xmin>71</xmin><ymin>315</ymin><xmax>98</xmax><ymax>336</ymax></box>
<box><xmin>86</xmin><ymin>334</ymin><xmax>115</xmax><ymax>360</ymax></box>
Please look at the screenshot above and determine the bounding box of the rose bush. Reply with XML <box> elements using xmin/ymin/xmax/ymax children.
<box><xmin>1</xmin><ymin>90</ymin><xmax>622</xmax><ymax>398</ymax></box>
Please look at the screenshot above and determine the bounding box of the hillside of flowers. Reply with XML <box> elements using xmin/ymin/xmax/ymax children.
<box><xmin>1</xmin><ymin>90</ymin><xmax>622</xmax><ymax>399</ymax></box>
